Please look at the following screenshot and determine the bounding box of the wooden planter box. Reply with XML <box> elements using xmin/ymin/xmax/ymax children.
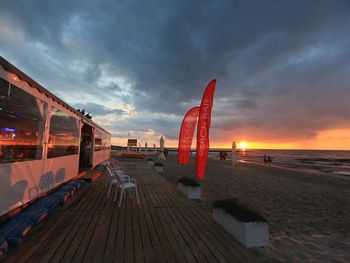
<box><xmin>177</xmin><ymin>183</ymin><xmax>201</xmax><ymax>199</ymax></box>
<box><xmin>213</xmin><ymin>208</ymin><xmax>268</xmax><ymax>248</ymax></box>
<box><xmin>154</xmin><ymin>166</ymin><xmax>163</xmax><ymax>173</ymax></box>
<box><xmin>147</xmin><ymin>160</ymin><xmax>154</xmax><ymax>166</ymax></box>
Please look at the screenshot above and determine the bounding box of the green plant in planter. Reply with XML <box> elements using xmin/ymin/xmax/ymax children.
<box><xmin>212</xmin><ymin>198</ymin><xmax>266</xmax><ymax>223</ymax></box>
<box><xmin>177</xmin><ymin>177</ymin><xmax>200</xmax><ymax>188</ymax></box>
<box><xmin>153</xmin><ymin>162</ymin><xmax>164</xmax><ymax>167</ymax></box>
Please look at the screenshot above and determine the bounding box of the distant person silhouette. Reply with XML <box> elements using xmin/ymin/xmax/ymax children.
<box><xmin>220</xmin><ymin>151</ymin><xmax>227</xmax><ymax>160</ymax></box>
<box><xmin>267</xmin><ymin>155</ymin><xmax>272</xmax><ymax>165</ymax></box>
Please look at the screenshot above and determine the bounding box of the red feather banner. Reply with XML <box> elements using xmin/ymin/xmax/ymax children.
<box><xmin>177</xmin><ymin>106</ymin><xmax>200</xmax><ymax>165</ymax></box>
<box><xmin>196</xmin><ymin>79</ymin><xmax>216</xmax><ymax>180</ymax></box>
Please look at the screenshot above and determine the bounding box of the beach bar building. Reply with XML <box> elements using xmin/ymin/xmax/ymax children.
<box><xmin>0</xmin><ymin>56</ymin><xmax>111</xmax><ymax>217</ymax></box>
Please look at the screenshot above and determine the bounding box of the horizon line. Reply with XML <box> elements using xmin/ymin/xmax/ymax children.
<box><xmin>112</xmin><ymin>145</ymin><xmax>350</xmax><ymax>151</ymax></box>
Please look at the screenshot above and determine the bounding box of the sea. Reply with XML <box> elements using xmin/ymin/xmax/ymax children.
<box><xmin>168</xmin><ymin>149</ymin><xmax>350</xmax><ymax>177</ymax></box>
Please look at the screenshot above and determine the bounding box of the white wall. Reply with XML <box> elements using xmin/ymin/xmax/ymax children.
<box><xmin>93</xmin><ymin>150</ymin><xmax>110</xmax><ymax>167</ymax></box>
<box><xmin>0</xmin><ymin>155</ymin><xmax>79</xmax><ymax>216</ymax></box>
<box><xmin>0</xmin><ymin>65</ymin><xmax>111</xmax><ymax>217</ymax></box>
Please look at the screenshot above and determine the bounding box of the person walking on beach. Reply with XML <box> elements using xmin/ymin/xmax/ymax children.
<box><xmin>267</xmin><ymin>155</ymin><xmax>272</xmax><ymax>165</ymax></box>
<box><xmin>264</xmin><ymin>155</ymin><xmax>267</xmax><ymax>164</ymax></box>
<box><xmin>219</xmin><ymin>151</ymin><xmax>227</xmax><ymax>160</ymax></box>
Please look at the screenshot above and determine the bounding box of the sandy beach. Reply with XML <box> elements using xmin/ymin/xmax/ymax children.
<box><xmin>161</xmin><ymin>155</ymin><xmax>350</xmax><ymax>262</ymax></box>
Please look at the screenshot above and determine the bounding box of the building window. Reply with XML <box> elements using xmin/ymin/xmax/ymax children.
<box><xmin>102</xmin><ymin>133</ymin><xmax>111</xmax><ymax>151</ymax></box>
<box><xmin>0</xmin><ymin>78</ymin><xmax>47</xmax><ymax>163</ymax></box>
<box><xmin>48</xmin><ymin>109</ymin><xmax>79</xmax><ymax>158</ymax></box>
<box><xmin>94</xmin><ymin>138</ymin><xmax>102</xmax><ymax>151</ymax></box>
<box><xmin>94</xmin><ymin>130</ymin><xmax>102</xmax><ymax>151</ymax></box>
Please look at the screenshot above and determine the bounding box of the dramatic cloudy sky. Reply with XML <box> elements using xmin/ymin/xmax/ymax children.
<box><xmin>1</xmin><ymin>0</ymin><xmax>350</xmax><ymax>149</ymax></box>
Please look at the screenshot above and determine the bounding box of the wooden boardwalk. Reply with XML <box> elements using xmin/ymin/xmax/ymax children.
<box><xmin>4</xmin><ymin>160</ymin><xmax>256</xmax><ymax>263</ymax></box>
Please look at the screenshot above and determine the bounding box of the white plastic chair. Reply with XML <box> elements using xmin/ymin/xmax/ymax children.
<box><xmin>110</xmin><ymin>161</ymin><xmax>126</xmax><ymax>173</ymax></box>
<box><xmin>105</xmin><ymin>163</ymin><xmax>126</xmax><ymax>186</ymax></box>
<box><xmin>106</xmin><ymin>166</ymin><xmax>139</xmax><ymax>207</ymax></box>
<box><xmin>106</xmin><ymin>165</ymin><xmax>129</xmax><ymax>195</ymax></box>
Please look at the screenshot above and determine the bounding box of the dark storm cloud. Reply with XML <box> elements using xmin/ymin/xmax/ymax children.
<box><xmin>1</xmin><ymin>0</ymin><xmax>350</xmax><ymax>143</ymax></box>
<box><xmin>73</xmin><ymin>102</ymin><xmax>125</xmax><ymax>116</ymax></box>
<box><xmin>103</xmin><ymin>113</ymin><xmax>181</xmax><ymax>140</ymax></box>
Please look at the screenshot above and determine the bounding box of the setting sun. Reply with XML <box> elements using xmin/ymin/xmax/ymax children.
<box><xmin>238</xmin><ymin>141</ymin><xmax>248</xmax><ymax>150</ymax></box>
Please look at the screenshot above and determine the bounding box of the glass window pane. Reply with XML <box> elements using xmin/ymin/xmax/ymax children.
<box><xmin>0</xmin><ymin>80</ymin><xmax>47</xmax><ymax>163</ymax></box>
<box><xmin>0</xmin><ymin>78</ymin><xmax>9</xmax><ymax>98</ymax></box>
<box><xmin>48</xmin><ymin>110</ymin><xmax>79</xmax><ymax>158</ymax></box>
<box><xmin>94</xmin><ymin>138</ymin><xmax>102</xmax><ymax>151</ymax></box>
<box><xmin>94</xmin><ymin>130</ymin><xmax>102</xmax><ymax>151</ymax></box>
<box><xmin>102</xmin><ymin>133</ymin><xmax>111</xmax><ymax>151</ymax></box>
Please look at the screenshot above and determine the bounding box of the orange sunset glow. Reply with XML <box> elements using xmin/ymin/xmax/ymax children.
<box><xmin>111</xmin><ymin>127</ymin><xmax>350</xmax><ymax>150</ymax></box>
<box><xmin>238</xmin><ymin>141</ymin><xmax>248</xmax><ymax>150</ymax></box>
<box><xmin>208</xmin><ymin>128</ymin><xmax>350</xmax><ymax>150</ymax></box>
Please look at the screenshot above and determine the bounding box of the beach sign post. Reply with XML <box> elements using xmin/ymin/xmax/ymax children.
<box><xmin>232</xmin><ymin>141</ymin><xmax>237</xmax><ymax>168</ymax></box>
<box><xmin>127</xmin><ymin>139</ymin><xmax>137</xmax><ymax>151</ymax></box>
<box><xmin>177</xmin><ymin>107</ymin><xmax>200</xmax><ymax>165</ymax></box>
<box><xmin>176</xmin><ymin>79</ymin><xmax>216</xmax><ymax>180</ymax></box>
<box><xmin>196</xmin><ymin>79</ymin><xmax>216</xmax><ymax>180</ymax></box>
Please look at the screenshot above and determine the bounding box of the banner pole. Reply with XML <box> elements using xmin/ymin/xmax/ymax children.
<box><xmin>176</xmin><ymin>148</ymin><xmax>179</xmax><ymax>177</ymax></box>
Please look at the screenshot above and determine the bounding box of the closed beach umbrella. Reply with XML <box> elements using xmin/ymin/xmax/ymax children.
<box><xmin>160</xmin><ymin>136</ymin><xmax>165</xmax><ymax>152</ymax></box>
<box><xmin>159</xmin><ymin>152</ymin><xmax>165</xmax><ymax>160</ymax></box>
<box><xmin>138</xmin><ymin>143</ymin><xmax>141</xmax><ymax>152</ymax></box>
<box><xmin>145</xmin><ymin>142</ymin><xmax>148</xmax><ymax>152</ymax></box>
<box><xmin>232</xmin><ymin>141</ymin><xmax>237</xmax><ymax>168</ymax></box>
<box><xmin>159</xmin><ymin>136</ymin><xmax>165</xmax><ymax>160</ymax></box>
<box><xmin>154</xmin><ymin>144</ymin><xmax>156</xmax><ymax>153</ymax></box>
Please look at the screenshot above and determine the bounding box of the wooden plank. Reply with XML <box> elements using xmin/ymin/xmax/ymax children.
<box><xmin>102</xmin><ymin>202</ymin><xmax>121</xmax><ymax>263</ymax></box>
<box><xmin>54</xmin><ymin>185</ymin><xmax>107</xmax><ymax>262</ymax></box>
<box><xmin>148</xmin><ymin>208</ymin><xmax>178</xmax><ymax>263</ymax></box>
<box><xmin>145</xmin><ymin>183</ymin><xmax>189</xmax><ymax>262</ymax></box>
<box><xmin>51</xmin><ymin>185</ymin><xmax>105</xmax><ymax>262</ymax></box>
<box><xmin>172</xmin><ymin>207</ymin><xmax>218</xmax><ymax>262</ymax></box>
<box><xmin>137</xmin><ymin>208</ymin><xmax>155</xmax><ymax>263</ymax></box>
<box><xmin>176</xmin><ymin>207</ymin><xmax>227</xmax><ymax>263</ymax></box>
<box><xmin>32</xmin><ymin>209</ymin><xmax>85</xmax><ymax>262</ymax></box>
<box><xmin>132</xmin><ymin>209</ymin><xmax>145</xmax><ymax>263</ymax></box>
<box><xmin>144</xmin><ymin>182</ymin><xmax>183</xmax><ymax>262</ymax></box>
<box><xmin>159</xmin><ymin>207</ymin><xmax>197</xmax><ymax>263</ymax></box>
<box><xmin>83</xmin><ymin>206</ymin><xmax>114</xmax><ymax>262</ymax></box>
<box><xmin>155</xmin><ymin>208</ymin><xmax>186</xmax><ymax>263</ymax></box>
<box><xmin>79</xmin><ymin>169</ymin><xmax>104</xmax><ymax>182</ymax></box>
<box><xmin>26</xmin><ymin>210</ymin><xmax>80</xmax><ymax>263</ymax></box>
<box><xmin>70</xmin><ymin>213</ymin><xmax>100</xmax><ymax>263</ymax></box>
<box><xmin>45</xmin><ymin>209</ymin><xmax>92</xmax><ymax>263</ymax></box>
<box><xmin>182</xmin><ymin>207</ymin><xmax>237</xmax><ymax>262</ymax></box>
<box><xmin>22</xmin><ymin>183</ymin><xmax>100</xmax><ymax>262</ymax></box>
<box><xmin>147</xmin><ymin>185</ymin><xmax>159</xmax><ymax>208</ymax></box>
<box><xmin>68</xmin><ymin>182</ymin><xmax>108</xmax><ymax>263</ymax></box>
<box><xmin>124</xmin><ymin>208</ymin><xmax>134</xmax><ymax>263</ymax></box>
<box><xmin>114</xmin><ymin>208</ymin><xmax>126</xmax><ymax>263</ymax></box>
<box><xmin>4</xmin><ymin>182</ymin><xmax>98</xmax><ymax>262</ymax></box>
<box><xmin>186</xmin><ymin>207</ymin><xmax>256</xmax><ymax>262</ymax></box>
<box><xmin>166</xmin><ymin>207</ymin><xmax>208</xmax><ymax>263</ymax></box>
<box><xmin>143</xmin><ymin>208</ymin><xmax>166</xmax><ymax>262</ymax></box>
